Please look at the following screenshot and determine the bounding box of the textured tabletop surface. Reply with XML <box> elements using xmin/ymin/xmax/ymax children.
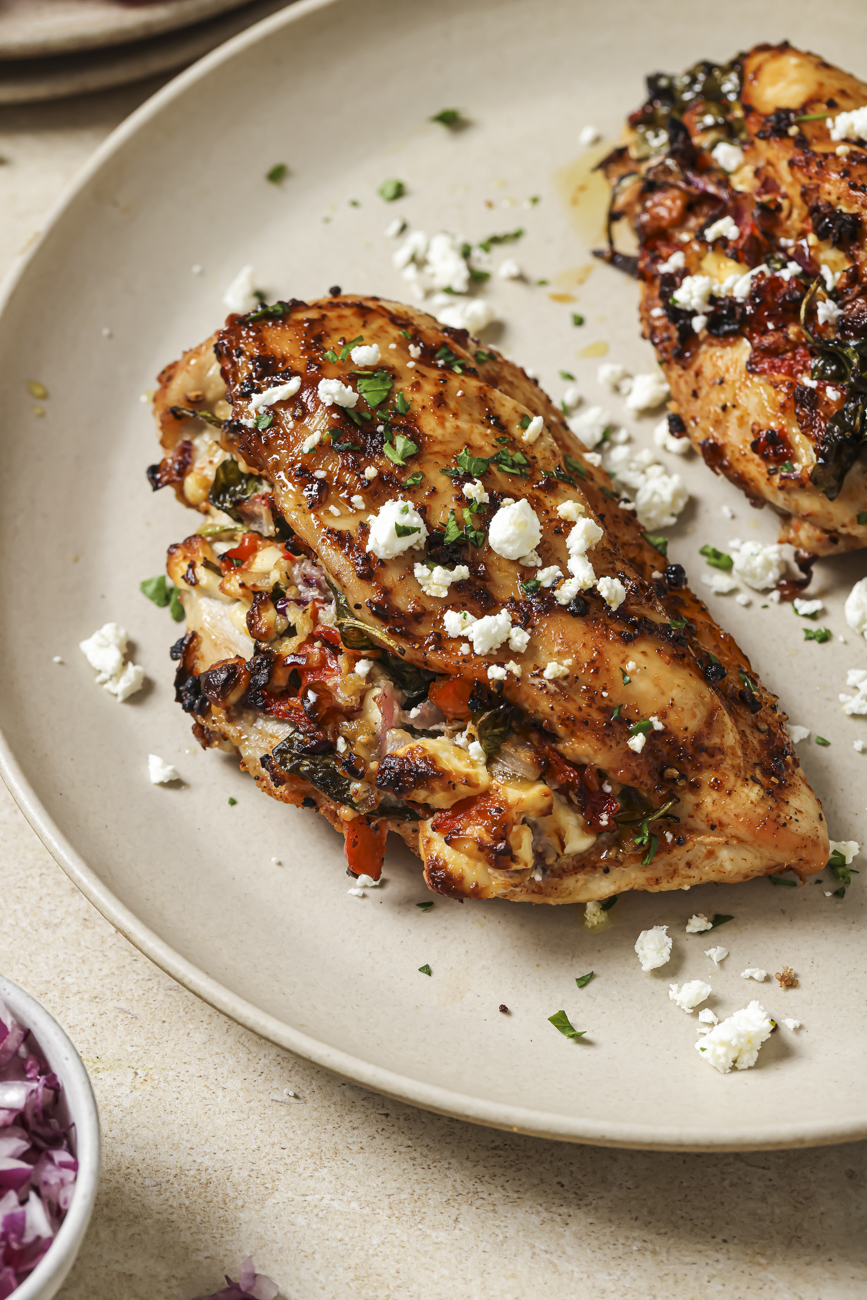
<box><xmin>1</xmin><ymin>78</ymin><xmax>866</xmax><ymax>1300</ymax></box>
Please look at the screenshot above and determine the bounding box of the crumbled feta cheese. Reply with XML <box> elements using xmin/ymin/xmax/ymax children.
<box><xmin>845</xmin><ymin>577</ymin><xmax>867</xmax><ymax>639</ymax></box>
<box><xmin>469</xmin><ymin>611</ymin><xmax>514</xmax><ymax>655</ymax></box>
<box><xmin>443</xmin><ymin>609</ymin><xmax>476</xmax><ymax>638</ymax></box>
<box><xmin>653</xmin><ymin>417</ymin><xmax>691</xmax><ymax>456</ymax></box>
<box><xmin>327</xmin><ymin>504</ymin><xmax>342</xmax><ymax>517</ymax></box>
<box><xmin>488</xmin><ymin>498</ymin><xmax>542</xmax><ymax>560</ymax></box>
<box><xmin>627</xmin><ymin>733</ymin><xmax>646</xmax><ymax>754</ymax></box>
<box><xmin>568</xmin><ymin>405</ymin><xmax>611</xmax><ymax>450</ymax></box>
<box><xmin>536</xmin><ymin>565</ymin><xmax>563</xmax><ymax>587</ymax></box>
<box><xmin>735</xmin><ymin>593</ymin><xmax>751</xmax><ymax>607</ymax></box>
<box><xmin>436</xmin><ymin>296</ymin><xmax>496</xmax><ymax>333</ymax></box>
<box><xmin>686</xmin><ymin>913</ymin><xmax>713</xmax><ymax>933</ymax></box>
<box><xmin>657</xmin><ymin>250</ymin><xmax>685</xmax><ymax>274</ymax></box>
<box><xmin>741</xmin><ymin>969</ymin><xmax>769</xmax><ymax>982</ymax></box>
<box><xmin>347</xmin><ymin>872</ymin><xmax>382</xmax><ymax>897</ymax></box>
<box><xmin>598</xmin><ymin>363</ymin><xmax>629</xmax><ymax>390</ymax></box>
<box><xmin>562</xmin><ymin>384</ymin><xmax>582</xmax><ymax>411</ymax></box>
<box><xmin>584</xmin><ymin>900</ymin><xmax>608</xmax><ymax>929</ymax></box>
<box><xmin>596</xmin><ymin>575</ymin><xmax>627</xmax><ymax>609</ymax></box>
<box><xmin>782</xmin><ymin>1018</ymin><xmax>801</xmax><ymax>1030</ymax></box>
<box><xmin>487</xmin><ymin>664</ymin><xmax>507</xmax><ymax>681</ymax></box>
<box><xmin>671</xmin><ymin>274</ymin><xmax>714</xmax><ymax>314</ymax></box>
<box><xmin>408</xmin><ymin>343</ymin><xmax>422</xmax><ymax>359</ymax></box>
<box><xmin>704</xmin><ymin>215</ymin><xmax>740</xmax><ymax>242</ymax></box>
<box><xmin>385</xmin><ymin>217</ymin><xmax>406</xmax><ymax>238</ymax></box>
<box><xmin>820</xmin><ymin>264</ymin><xmax>842</xmax><ymax>293</ymax></box>
<box><xmin>729</xmin><ymin>538</ymin><xmax>786</xmax><ymax>590</ymax></box>
<box><xmin>696</xmin><ymin>1008</ymin><xmax>719</xmax><ymax>1034</ymax></box>
<box><xmin>695</xmin><ymin>1001</ymin><xmax>773</xmax><ymax>1073</ymax></box>
<box><xmin>79</xmin><ymin>623</ymin><xmax>146</xmax><ymax>702</ymax></box>
<box><xmin>604</xmin><ymin>445</ymin><xmax>688</xmax><ymax>529</ymax></box>
<box><xmin>413</xmin><ymin>562</ymin><xmax>470</xmax><ymax>598</ymax></box>
<box><xmin>521</xmin><ymin>415</ymin><xmax>544</xmax><ymax>445</ymax></box>
<box><xmin>711</xmin><ymin>141</ymin><xmax>745</xmax><ymax>172</ymax></box>
<box><xmin>52</xmin><ymin>656</ymin><xmax>63</xmax><ymax>664</ymax></box>
<box><xmin>355</xmin><ymin>659</ymin><xmax>373</xmax><ymax>678</ymax></box>
<box><xmin>301</xmin><ymin>430</ymin><xmax>322</xmax><ymax>454</ymax></box>
<box><xmin>508</xmin><ymin>625</ymin><xmax>530</xmax><ymax>653</ymax></box>
<box><xmin>467</xmin><ymin>740</ymin><xmax>487</xmax><ymax>763</ymax></box>
<box><xmin>794</xmin><ymin>597</ymin><xmax>824</xmax><ymax>617</ymax></box>
<box><xmin>625</xmin><ymin>372</ymin><xmax>670</xmax><ymax>412</ymax></box>
<box><xmin>826</xmin><ymin>386</ymin><xmax>842</xmax><ymax>401</ymax></box>
<box><xmin>557</xmin><ymin>500</ymin><xmax>586</xmax><ymax>522</ymax></box>
<box><xmin>702</xmin><ymin>570</ymin><xmax>738</xmax><ymax>595</ymax></box>
<box><xmin>578</xmin><ymin>125</ymin><xmax>601</xmax><ymax>146</ymax></box>
<box><xmin>817</xmin><ymin>299</ymin><xmax>842</xmax><ymax>327</ymax></box>
<box><xmin>317</xmin><ymin>378</ymin><xmax>358</xmax><ymax>409</ymax></box>
<box><xmin>148</xmin><ymin>754</ymin><xmax>179</xmax><ymax>785</ymax></box>
<box><xmin>336</xmin><ymin>736</ymin><xmax>348</xmax><ymax>754</ymax></box>
<box><xmin>249</xmin><ymin>377</ymin><xmax>302</xmax><ymax>412</ymax></box>
<box><xmin>788</xmin><ymin>724</ymin><xmax>810</xmax><ymax>744</ymax></box>
<box><xmin>552</xmin><ymin>577</ymin><xmax>580</xmax><ymax>605</ymax></box>
<box><xmin>497</xmin><ymin>258</ymin><xmax>521</xmax><ymax>279</ymax></box>
<box><xmin>363</xmin><ymin>466</ymin><xmax>378</xmax><ymax>481</ymax></box>
<box><xmin>350</xmin><ymin>343</ymin><xmax>381</xmax><ymax>366</ymax></box>
<box><xmin>222</xmin><ymin>264</ymin><xmax>258</xmax><ymax>314</ymax></box>
<box><xmin>366</xmin><ymin>499</ymin><xmax>428</xmax><ymax>559</ymax></box>
<box><xmin>462</xmin><ymin>478</ymin><xmax>490</xmax><ymax>505</ymax></box>
<box><xmin>829</xmin><ymin>106</ymin><xmax>867</xmax><ymax>141</ymax></box>
<box><xmin>634</xmin><ymin>926</ymin><xmax>672</xmax><ymax>971</ymax></box>
<box><xmin>350</xmin><ymin>494</ymin><xmax>365</xmax><ymax>510</ymax></box>
<box><xmin>543</xmin><ymin>659</ymin><xmax>573</xmax><ymax>681</ymax></box>
<box><xmin>705</xmin><ymin>946</ymin><xmax>728</xmax><ymax>965</ymax></box>
<box><xmin>669</xmin><ymin>980</ymin><xmax>712</xmax><ymax>1012</ymax></box>
<box><xmin>692</xmin><ymin>314</ymin><xmax>708</xmax><ymax>334</ymax></box>
<box><xmin>829</xmin><ymin>839</ymin><xmax>860</xmax><ymax>866</ymax></box>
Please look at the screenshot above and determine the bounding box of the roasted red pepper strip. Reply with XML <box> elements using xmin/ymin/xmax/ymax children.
<box><xmin>224</xmin><ymin>531</ymin><xmax>262</xmax><ymax>563</ymax></box>
<box><xmin>344</xmin><ymin>817</ymin><xmax>389</xmax><ymax>880</ymax></box>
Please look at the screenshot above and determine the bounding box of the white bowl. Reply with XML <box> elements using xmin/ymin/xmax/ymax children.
<box><xmin>0</xmin><ymin>977</ymin><xmax>100</xmax><ymax>1300</ymax></box>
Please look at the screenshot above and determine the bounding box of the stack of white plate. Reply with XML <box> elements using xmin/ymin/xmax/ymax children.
<box><xmin>0</xmin><ymin>0</ymin><xmax>289</xmax><ymax>103</ymax></box>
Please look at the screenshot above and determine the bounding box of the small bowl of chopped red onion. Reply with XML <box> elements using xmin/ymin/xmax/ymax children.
<box><xmin>0</xmin><ymin>977</ymin><xmax>100</xmax><ymax>1300</ymax></box>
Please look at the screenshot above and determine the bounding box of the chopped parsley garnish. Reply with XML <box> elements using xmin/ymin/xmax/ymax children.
<box><xmin>571</xmin><ymin>313</ymin><xmax>585</xmax><ymax>326</ymax></box>
<box><xmin>828</xmin><ymin>848</ymin><xmax>859</xmax><ymax>887</ymax></box>
<box><xmin>520</xmin><ymin>578</ymin><xmax>541</xmax><ymax>596</ymax></box>
<box><xmin>529</xmin><ymin>195</ymin><xmax>540</xmax><ymax>205</ymax></box>
<box><xmin>642</xmin><ymin>532</ymin><xmax>668</xmax><ymax>556</ymax></box>
<box><xmin>769</xmin><ymin>875</ymin><xmax>797</xmax><ymax>887</ymax></box>
<box><xmin>669</xmin><ymin>619</ymin><xmax>687</xmax><ymax>629</ymax></box>
<box><xmin>395</xmin><ymin>522</ymin><xmax>422</xmax><ymax>538</ymax></box>
<box><xmin>443</xmin><ymin>509</ymin><xmax>486</xmax><ymax>548</ymax></box>
<box><xmin>559</xmin><ymin>370</ymin><xmax>575</xmax><ymax>381</ymax></box>
<box><xmin>355</xmin><ymin>369</ymin><xmax>393</xmax><ymax>409</ymax></box>
<box><xmin>564</xmin><ymin>454</ymin><xmax>587</xmax><ymax>480</ymax></box>
<box><xmin>803</xmin><ymin>626</ymin><xmax>832</xmax><ymax>643</ymax></box>
<box><xmin>641</xmin><ymin>835</ymin><xmax>659</xmax><ymax>866</ymax></box>
<box><xmin>475</xmin><ymin>349</ymin><xmax>495</xmax><ymax>364</ymax></box>
<box><xmin>834</xmin><ymin>886</ymin><xmax>847</xmax><ymax>898</ymax></box>
<box><xmin>519</xmin><ymin>414</ymin><xmax>532</xmax><ymax>431</ymax></box>
<box><xmin>227</xmin><ymin>797</ymin><xmax>237</xmax><ymax>806</ymax></box>
<box><xmin>469</xmin><ymin>266</ymin><xmax>491</xmax><ymax>284</ymax></box>
<box><xmin>575</xmin><ymin>972</ymin><xmax>595</xmax><ymax>989</ymax></box>
<box><xmin>416</xmin><ymin>901</ymin><xmax>434</xmax><ymax>911</ymax></box>
<box><xmin>346</xmin><ymin>408</ymin><xmax>373</xmax><ymax>426</ymax></box>
<box><xmin>858</xmin><ymin>511</ymin><xmax>867</xmax><ymax>526</ymax></box>
<box><xmin>266</xmin><ymin>163</ymin><xmax>288</xmax><ymax>184</ymax></box>
<box><xmin>378</xmin><ymin>178</ymin><xmax>406</xmax><ymax>201</ymax></box>
<box><xmin>399</xmin><ymin>328</ymin><xmax>412</xmax><ymax>339</ymax></box>
<box><xmin>404</xmin><ymin>471</ymin><xmax>425</xmax><ymax>487</ymax></box>
<box><xmin>629</xmin><ymin>718</ymin><xmax>653</xmax><ymax>736</ymax></box>
<box><xmin>537</xmin><ymin>278</ymin><xmax>550</xmax><ymax>286</ymax></box>
<box><xmin>816</xmin><ymin>735</ymin><xmax>831</xmax><ymax>746</ymax></box>
<box><xmin>550</xmin><ymin>466</ymin><xmax>578</xmax><ymax>488</ymax></box>
<box><xmin>140</xmin><ymin>575</ymin><xmax>184</xmax><ymax>622</ymax></box>
<box><xmin>492</xmin><ymin>447</ymin><xmax>530</xmax><ymax>477</ymax></box>
<box><xmin>699</xmin><ymin>544</ymin><xmax>733</xmax><ymax>571</ymax></box>
<box><xmin>477</xmin><ymin>228</ymin><xmax>524</xmax><ymax>253</ymax></box>
<box><xmin>384</xmin><ymin>432</ymin><xmax>419</xmax><ymax>466</ymax></box>
<box><xmin>418</xmin><ymin>963</ymin><xmax>432</xmax><ymax>976</ymax></box>
<box><xmin>548</xmin><ymin>1010</ymin><xmax>585</xmax><ymax>1040</ymax></box>
<box><xmin>245</xmin><ymin>300</ymin><xmax>291</xmax><ymax>322</ymax></box>
<box><xmin>323</xmin><ymin>334</ymin><xmax>364</xmax><ymax>363</ymax></box>
<box><xmin>395</xmin><ymin>390</ymin><xmax>411</xmax><ymax>415</ymax></box>
<box><xmin>455</xmin><ymin>446</ymin><xmax>491</xmax><ymax>477</ymax></box>
<box><xmin>435</xmin><ymin>344</ymin><xmax>465</xmax><ymax>373</ymax></box>
<box><xmin>778</xmin><ymin>460</ymin><xmax>796</xmax><ymax>473</ymax></box>
<box><xmin>430</xmin><ymin>108</ymin><xmax>461</xmax><ymax>127</ymax></box>
<box><xmin>737</xmin><ymin>671</ymin><xmax>757</xmax><ymax>693</ymax></box>
<box><xmin>620</xmin><ymin>667</ymin><xmax>631</xmax><ymax>685</ymax></box>
<box><xmin>709</xmin><ymin>914</ymin><xmax>733</xmax><ymax>929</ymax></box>
<box><xmin>611</xmin><ymin>704</ymin><xmax>622</xmax><ymax>721</ymax></box>
<box><xmin>255</xmin><ymin>410</ymin><xmax>274</xmax><ymax>430</ymax></box>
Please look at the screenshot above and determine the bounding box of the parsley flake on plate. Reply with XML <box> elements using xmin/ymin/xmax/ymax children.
<box><xmin>416</xmin><ymin>901</ymin><xmax>434</xmax><ymax>912</ymax></box>
<box><xmin>574</xmin><ymin>972</ymin><xmax>595</xmax><ymax>989</ymax></box>
<box><xmin>430</xmin><ymin>108</ymin><xmax>462</xmax><ymax>127</ymax></box>
<box><xmin>266</xmin><ymin>163</ymin><xmax>288</xmax><ymax>184</ymax></box>
<box><xmin>418</xmin><ymin>963</ymin><xmax>432</xmax><ymax>976</ymax></box>
<box><xmin>571</xmin><ymin>313</ymin><xmax>585</xmax><ymax>326</ymax></box>
<box><xmin>709</xmin><ymin>913</ymin><xmax>734</xmax><ymax>929</ymax></box>
<box><xmin>378</xmin><ymin>178</ymin><xmax>406</xmax><ymax>202</ymax></box>
<box><xmin>355</xmin><ymin>370</ymin><xmax>393</xmax><ymax>409</ymax></box>
<box><xmin>548</xmin><ymin>1010</ymin><xmax>585</xmax><ymax>1040</ymax></box>
<box><xmin>699</xmin><ymin>544</ymin><xmax>733</xmax><ymax>571</ymax></box>
<box><xmin>803</xmin><ymin>626</ymin><xmax>832</xmax><ymax>643</ymax></box>
<box><xmin>477</xmin><ymin>228</ymin><xmax>524</xmax><ymax>253</ymax></box>
<box><xmin>384</xmin><ymin>432</ymin><xmax>418</xmax><ymax>466</ymax></box>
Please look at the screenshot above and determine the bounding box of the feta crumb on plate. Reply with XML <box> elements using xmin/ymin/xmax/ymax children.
<box><xmin>782</xmin><ymin>1018</ymin><xmax>802</xmax><ymax>1030</ymax></box>
<box><xmin>148</xmin><ymin>754</ymin><xmax>179</xmax><ymax>785</ymax></box>
<box><xmin>497</xmin><ymin>258</ymin><xmax>521</xmax><ymax>279</ymax></box>
<box><xmin>222</xmin><ymin>264</ymin><xmax>258</xmax><ymax>314</ymax></box>
<box><xmin>829</xmin><ymin>839</ymin><xmax>860</xmax><ymax>866</ymax></box>
<box><xmin>729</xmin><ymin>538</ymin><xmax>786</xmax><ymax>591</ymax></box>
<box><xmin>702</xmin><ymin>570</ymin><xmax>738</xmax><ymax>595</ymax></box>
<box><xmin>793</xmin><ymin>597</ymin><xmax>824</xmax><ymax>617</ymax></box>
<box><xmin>568</xmin><ymin>405</ymin><xmax>611</xmax><ymax>450</ymax></box>
<box><xmin>578</xmin><ymin>124</ymin><xmax>601</xmax><ymax>146</ymax></box>
<box><xmin>625</xmin><ymin>372</ymin><xmax>669</xmax><ymax>412</ymax></box>
<box><xmin>79</xmin><ymin>623</ymin><xmax>146</xmax><ymax>703</ymax></box>
<box><xmin>634</xmin><ymin>925</ymin><xmax>672</xmax><ymax>971</ymax></box>
<box><xmin>686</xmin><ymin>913</ymin><xmax>713</xmax><ymax>933</ymax></box>
<box><xmin>584</xmin><ymin>900</ymin><xmax>607</xmax><ymax>929</ymax></box>
<box><xmin>844</xmin><ymin>577</ymin><xmax>867</xmax><ymax>639</ymax></box>
<box><xmin>705</xmin><ymin>946</ymin><xmax>728</xmax><ymax>965</ymax></box>
<box><xmin>788</xmin><ymin>724</ymin><xmax>810</xmax><ymax>744</ymax></box>
<box><xmin>840</xmin><ymin>669</ymin><xmax>867</xmax><ymax>715</ymax></box>
<box><xmin>347</xmin><ymin>873</ymin><xmax>383</xmax><ymax>897</ymax></box>
<box><xmin>653</xmin><ymin>417</ymin><xmax>691</xmax><ymax>456</ymax></box>
<box><xmin>712</xmin><ymin>141</ymin><xmax>745</xmax><ymax>172</ymax></box>
<box><xmin>695</xmin><ymin>1001</ymin><xmax>773</xmax><ymax>1073</ymax></box>
<box><xmin>669</xmin><ymin>980</ymin><xmax>712</xmax><ymax>1012</ymax></box>
<box><xmin>741</xmin><ymin>968</ymin><xmax>769</xmax><ymax>982</ymax></box>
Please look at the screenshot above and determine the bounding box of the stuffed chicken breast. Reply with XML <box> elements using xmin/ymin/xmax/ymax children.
<box><xmin>599</xmin><ymin>42</ymin><xmax>867</xmax><ymax>558</ymax></box>
<box><xmin>148</xmin><ymin>293</ymin><xmax>827</xmax><ymax>900</ymax></box>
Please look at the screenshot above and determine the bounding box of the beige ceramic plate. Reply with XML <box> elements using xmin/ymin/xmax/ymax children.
<box><xmin>0</xmin><ymin>0</ymin><xmax>257</xmax><ymax>59</ymax></box>
<box><xmin>1</xmin><ymin>0</ymin><xmax>866</xmax><ymax>1151</ymax></box>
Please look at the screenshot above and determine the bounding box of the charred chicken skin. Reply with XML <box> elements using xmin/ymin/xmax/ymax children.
<box><xmin>600</xmin><ymin>42</ymin><xmax>867</xmax><ymax>558</ymax></box>
<box><xmin>148</xmin><ymin>293</ymin><xmax>827</xmax><ymax>899</ymax></box>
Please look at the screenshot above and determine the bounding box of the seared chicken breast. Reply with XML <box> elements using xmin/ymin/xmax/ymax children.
<box><xmin>148</xmin><ymin>294</ymin><xmax>827</xmax><ymax>900</ymax></box>
<box><xmin>599</xmin><ymin>42</ymin><xmax>867</xmax><ymax>558</ymax></box>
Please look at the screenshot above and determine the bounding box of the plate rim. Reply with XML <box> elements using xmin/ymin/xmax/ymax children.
<box><xmin>0</xmin><ymin>0</ymin><xmax>862</xmax><ymax>1153</ymax></box>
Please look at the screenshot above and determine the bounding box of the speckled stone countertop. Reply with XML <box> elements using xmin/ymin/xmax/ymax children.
<box><xmin>1</xmin><ymin>79</ymin><xmax>866</xmax><ymax>1300</ymax></box>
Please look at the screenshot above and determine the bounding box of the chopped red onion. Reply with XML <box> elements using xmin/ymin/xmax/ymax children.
<box><xmin>193</xmin><ymin>1257</ymin><xmax>279</xmax><ymax>1300</ymax></box>
<box><xmin>0</xmin><ymin>998</ymin><xmax>77</xmax><ymax>1295</ymax></box>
